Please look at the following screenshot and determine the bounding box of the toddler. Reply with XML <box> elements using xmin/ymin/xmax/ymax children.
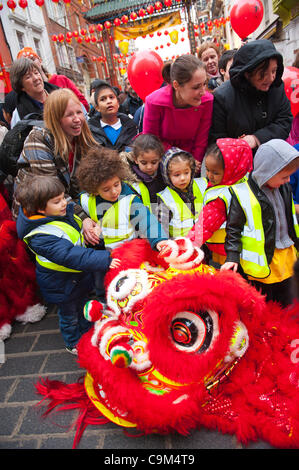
<box><xmin>188</xmin><ymin>138</ymin><xmax>253</xmax><ymax>266</ymax></box>
<box><xmin>157</xmin><ymin>147</ymin><xmax>208</xmax><ymax>238</ymax></box>
<box><xmin>125</xmin><ymin>133</ymin><xmax>166</xmax><ymax>214</ymax></box>
<box><xmin>221</xmin><ymin>139</ymin><xmax>299</xmax><ymax>307</ymax></box>
<box><xmin>16</xmin><ymin>175</ymin><xmax>119</xmax><ymax>354</ymax></box>
<box><xmin>77</xmin><ymin>146</ymin><xmax>168</xmax><ymax>251</ymax></box>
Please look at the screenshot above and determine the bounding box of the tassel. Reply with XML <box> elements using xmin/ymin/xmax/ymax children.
<box><xmin>35</xmin><ymin>377</ymin><xmax>109</xmax><ymax>448</ymax></box>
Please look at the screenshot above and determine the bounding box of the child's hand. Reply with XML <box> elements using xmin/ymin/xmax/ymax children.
<box><xmin>110</xmin><ymin>258</ymin><xmax>121</xmax><ymax>269</ymax></box>
<box><xmin>83</xmin><ymin>218</ymin><xmax>100</xmax><ymax>246</ymax></box>
<box><xmin>220</xmin><ymin>262</ymin><xmax>238</xmax><ymax>272</ymax></box>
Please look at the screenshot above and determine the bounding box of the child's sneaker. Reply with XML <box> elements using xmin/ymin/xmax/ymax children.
<box><xmin>65</xmin><ymin>346</ymin><xmax>78</xmax><ymax>355</ymax></box>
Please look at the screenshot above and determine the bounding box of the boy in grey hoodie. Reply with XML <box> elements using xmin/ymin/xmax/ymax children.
<box><xmin>221</xmin><ymin>139</ymin><xmax>299</xmax><ymax>307</ymax></box>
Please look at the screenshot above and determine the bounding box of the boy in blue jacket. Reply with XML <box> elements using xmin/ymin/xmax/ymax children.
<box><xmin>16</xmin><ymin>175</ymin><xmax>120</xmax><ymax>354</ymax></box>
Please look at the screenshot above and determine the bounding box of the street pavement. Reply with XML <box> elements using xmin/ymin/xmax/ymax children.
<box><xmin>0</xmin><ymin>304</ymin><xmax>273</xmax><ymax>451</ymax></box>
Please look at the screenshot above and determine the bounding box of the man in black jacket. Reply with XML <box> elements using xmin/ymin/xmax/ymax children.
<box><xmin>209</xmin><ymin>40</ymin><xmax>293</xmax><ymax>151</ymax></box>
<box><xmin>88</xmin><ymin>82</ymin><xmax>137</xmax><ymax>152</ymax></box>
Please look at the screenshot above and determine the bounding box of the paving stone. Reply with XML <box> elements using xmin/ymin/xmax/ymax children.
<box><xmin>32</xmin><ymin>333</ymin><xmax>65</xmax><ymax>351</ymax></box>
<box><xmin>0</xmin><ymin>354</ymin><xmax>46</xmax><ymax>377</ymax></box>
<box><xmin>41</xmin><ymin>352</ymin><xmax>81</xmax><ymax>373</ymax></box>
<box><xmin>8</xmin><ymin>376</ymin><xmax>43</xmax><ymax>403</ymax></box>
<box><xmin>19</xmin><ymin>405</ymin><xmax>78</xmax><ymax>435</ymax></box>
<box><xmin>4</xmin><ymin>335</ymin><xmax>36</xmax><ymax>354</ymax></box>
<box><xmin>0</xmin><ymin>378</ymin><xmax>15</xmax><ymax>401</ymax></box>
<box><xmin>24</xmin><ymin>314</ymin><xmax>59</xmax><ymax>333</ymax></box>
<box><xmin>0</xmin><ymin>438</ymin><xmax>39</xmax><ymax>449</ymax></box>
<box><xmin>103</xmin><ymin>431</ymin><xmax>167</xmax><ymax>449</ymax></box>
<box><xmin>170</xmin><ymin>428</ymin><xmax>237</xmax><ymax>449</ymax></box>
<box><xmin>0</xmin><ymin>406</ymin><xmax>24</xmax><ymax>436</ymax></box>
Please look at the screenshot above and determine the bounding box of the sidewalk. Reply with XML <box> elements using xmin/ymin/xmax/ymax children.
<box><xmin>0</xmin><ymin>305</ymin><xmax>273</xmax><ymax>450</ymax></box>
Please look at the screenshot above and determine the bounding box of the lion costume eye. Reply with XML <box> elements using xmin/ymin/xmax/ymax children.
<box><xmin>170</xmin><ymin>311</ymin><xmax>219</xmax><ymax>353</ymax></box>
<box><xmin>107</xmin><ymin>269</ymin><xmax>149</xmax><ymax>314</ymax></box>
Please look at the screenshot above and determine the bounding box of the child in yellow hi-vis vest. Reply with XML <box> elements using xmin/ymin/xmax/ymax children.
<box><xmin>221</xmin><ymin>139</ymin><xmax>299</xmax><ymax>307</ymax></box>
<box><xmin>16</xmin><ymin>175</ymin><xmax>120</xmax><ymax>354</ymax></box>
<box><xmin>157</xmin><ymin>147</ymin><xmax>208</xmax><ymax>238</ymax></box>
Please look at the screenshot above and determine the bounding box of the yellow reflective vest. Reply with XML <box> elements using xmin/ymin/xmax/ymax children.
<box><xmin>157</xmin><ymin>178</ymin><xmax>208</xmax><ymax>237</ymax></box>
<box><xmin>126</xmin><ymin>181</ymin><xmax>152</xmax><ymax>212</ymax></box>
<box><xmin>230</xmin><ymin>181</ymin><xmax>299</xmax><ymax>279</ymax></box>
<box><xmin>23</xmin><ymin>215</ymin><xmax>84</xmax><ymax>272</ymax></box>
<box><xmin>80</xmin><ymin>193</ymin><xmax>136</xmax><ymax>249</ymax></box>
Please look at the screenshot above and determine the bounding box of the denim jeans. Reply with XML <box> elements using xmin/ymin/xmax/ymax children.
<box><xmin>57</xmin><ymin>296</ymin><xmax>92</xmax><ymax>349</ymax></box>
<box><xmin>93</xmin><ymin>270</ymin><xmax>106</xmax><ymax>301</ymax></box>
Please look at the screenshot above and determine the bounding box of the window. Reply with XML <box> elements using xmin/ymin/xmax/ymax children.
<box><xmin>66</xmin><ymin>46</ymin><xmax>80</xmax><ymax>72</ymax></box>
<box><xmin>16</xmin><ymin>31</ymin><xmax>25</xmax><ymax>50</ymax></box>
<box><xmin>45</xmin><ymin>0</ymin><xmax>69</xmax><ymax>28</ymax></box>
<box><xmin>56</xmin><ymin>42</ymin><xmax>70</xmax><ymax>68</ymax></box>
<box><xmin>33</xmin><ymin>38</ymin><xmax>42</xmax><ymax>58</ymax></box>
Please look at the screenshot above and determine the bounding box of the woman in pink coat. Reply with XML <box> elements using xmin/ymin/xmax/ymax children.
<box><xmin>143</xmin><ymin>54</ymin><xmax>213</xmax><ymax>173</ymax></box>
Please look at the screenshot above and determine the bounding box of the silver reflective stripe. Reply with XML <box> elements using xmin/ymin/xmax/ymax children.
<box><xmin>80</xmin><ymin>193</ymin><xmax>90</xmax><ymax>216</ymax></box>
<box><xmin>241</xmin><ymin>249</ymin><xmax>267</xmax><ymax>266</ymax></box>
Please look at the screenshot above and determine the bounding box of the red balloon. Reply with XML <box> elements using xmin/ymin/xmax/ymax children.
<box><xmin>127</xmin><ymin>50</ymin><xmax>163</xmax><ymax>102</ymax></box>
<box><xmin>230</xmin><ymin>0</ymin><xmax>264</xmax><ymax>40</ymax></box>
<box><xmin>282</xmin><ymin>66</ymin><xmax>299</xmax><ymax>118</ymax></box>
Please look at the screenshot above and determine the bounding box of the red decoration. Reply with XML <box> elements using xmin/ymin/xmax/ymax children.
<box><xmin>164</xmin><ymin>30</ymin><xmax>169</xmax><ymax>35</ymax></box>
<box><xmin>72</xmin><ymin>30</ymin><xmax>79</xmax><ymax>37</ymax></box>
<box><xmin>104</xmin><ymin>21</ymin><xmax>111</xmax><ymax>29</ymax></box>
<box><xmin>51</xmin><ymin>34</ymin><xmax>58</xmax><ymax>42</ymax></box>
<box><xmin>230</xmin><ymin>0</ymin><xmax>264</xmax><ymax>40</ymax></box>
<box><xmin>7</xmin><ymin>0</ymin><xmax>16</xmax><ymax>10</ymax></box>
<box><xmin>155</xmin><ymin>1</ymin><xmax>163</xmax><ymax>11</ymax></box>
<box><xmin>89</xmin><ymin>26</ymin><xmax>95</xmax><ymax>34</ymax></box>
<box><xmin>114</xmin><ymin>18</ymin><xmax>121</xmax><ymax>26</ymax></box>
<box><xmin>127</xmin><ymin>50</ymin><xmax>163</xmax><ymax>102</ymax></box>
<box><xmin>96</xmin><ymin>24</ymin><xmax>103</xmax><ymax>32</ymax></box>
<box><xmin>282</xmin><ymin>66</ymin><xmax>299</xmax><ymax>118</ymax></box>
<box><xmin>121</xmin><ymin>15</ymin><xmax>129</xmax><ymax>24</ymax></box>
<box><xmin>157</xmin><ymin>31</ymin><xmax>162</xmax><ymax>36</ymax></box>
<box><xmin>62</xmin><ymin>0</ymin><xmax>70</xmax><ymax>5</ymax></box>
<box><xmin>84</xmin><ymin>36</ymin><xmax>90</xmax><ymax>43</ymax></box>
<box><xmin>66</xmin><ymin>32</ymin><xmax>73</xmax><ymax>40</ymax></box>
<box><xmin>80</xmin><ymin>28</ymin><xmax>87</xmax><ymax>36</ymax></box>
<box><xmin>146</xmin><ymin>4</ymin><xmax>154</xmax><ymax>14</ymax></box>
<box><xmin>138</xmin><ymin>8</ymin><xmax>146</xmax><ymax>17</ymax></box>
<box><xmin>92</xmin><ymin>56</ymin><xmax>97</xmax><ymax>62</ymax></box>
<box><xmin>130</xmin><ymin>12</ymin><xmax>137</xmax><ymax>21</ymax></box>
<box><xmin>91</xmin><ymin>35</ymin><xmax>97</xmax><ymax>43</ymax></box>
<box><xmin>18</xmin><ymin>0</ymin><xmax>27</xmax><ymax>9</ymax></box>
<box><xmin>58</xmin><ymin>33</ymin><xmax>64</xmax><ymax>42</ymax></box>
<box><xmin>0</xmin><ymin>3</ymin><xmax>3</xmax><ymax>9</ymax></box>
<box><xmin>164</xmin><ymin>0</ymin><xmax>172</xmax><ymax>6</ymax></box>
<box><xmin>76</xmin><ymin>37</ymin><xmax>82</xmax><ymax>44</ymax></box>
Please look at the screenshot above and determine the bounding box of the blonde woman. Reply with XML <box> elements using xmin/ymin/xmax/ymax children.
<box><xmin>13</xmin><ymin>88</ymin><xmax>99</xmax><ymax>244</ymax></box>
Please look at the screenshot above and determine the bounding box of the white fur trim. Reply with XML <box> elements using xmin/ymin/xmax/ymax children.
<box><xmin>170</xmin><ymin>247</ymin><xmax>204</xmax><ymax>271</ymax></box>
<box><xmin>15</xmin><ymin>304</ymin><xmax>46</xmax><ymax>324</ymax></box>
<box><xmin>0</xmin><ymin>323</ymin><xmax>12</xmax><ymax>341</ymax></box>
<box><xmin>161</xmin><ymin>240</ymin><xmax>179</xmax><ymax>262</ymax></box>
<box><xmin>99</xmin><ymin>325</ymin><xmax>130</xmax><ymax>360</ymax></box>
<box><xmin>172</xmin><ymin>238</ymin><xmax>194</xmax><ymax>263</ymax></box>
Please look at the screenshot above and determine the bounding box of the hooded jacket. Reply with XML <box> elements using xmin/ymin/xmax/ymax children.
<box><xmin>224</xmin><ymin>139</ymin><xmax>299</xmax><ymax>266</ymax></box>
<box><xmin>188</xmin><ymin>138</ymin><xmax>253</xmax><ymax>255</ymax></box>
<box><xmin>17</xmin><ymin>203</ymin><xmax>111</xmax><ymax>304</ymax></box>
<box><xmin>209</xmin><ymin>40</ymin><xmax>292</xmax><ymax>146</ymax></box>
<box><xmin>88</xmin><ymin>112</ymin><xmax>137</xmax><ymax>152</ymax></box>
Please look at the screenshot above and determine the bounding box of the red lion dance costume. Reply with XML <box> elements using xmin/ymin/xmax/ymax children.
<box><xmin>0</xmin><ymin>190</ymin><xmax>45</xmax><ymax>340</ymax></box>
<box><xmin>36</xmin><ymin>238</ymin><xmax>299</xmax><ymax>448</ymax></box>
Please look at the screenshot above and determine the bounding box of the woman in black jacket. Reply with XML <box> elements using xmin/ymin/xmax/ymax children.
<box><xmin>88</xmin><ymin>82</ymin><xmax>137</xmax><ymax>152</ymax></box>
<box><xmin>209</xmin><ymin>40</ymin><xmax>293</xmax><ymax>151</ymax></box>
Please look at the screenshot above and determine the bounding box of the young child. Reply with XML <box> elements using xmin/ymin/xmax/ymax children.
<box><xmin>188</xmin><ymin>138</ymin><xmax>253</xmax><ymax>267</ymax></box>
<box><xmin>221</xmin><ymin>139</ymin><xmax>299</xmax><ymax>307</ymax></box>
<box><xmin>125</xmin><ymin>133</ymin><xmax>166</xmax><ymax>214</ymax></box>
<box><xmin>88</xmin><ymin>81</ymin><xmax>137</xmax><ymax>152</ymax></box>
<box><xmin>157</xmin><ymin>147</ymin><xmax>208</xmax><ymax>238</ymax></box>
<box><xmin>77</xmin><ymin>146</ymin><xmax>168</xmax><ymax>251</ymax></box>
<box><xmin>16</xmin><ymin>175</ymin><xmax>120</xmax><ymax>354</ymax></box>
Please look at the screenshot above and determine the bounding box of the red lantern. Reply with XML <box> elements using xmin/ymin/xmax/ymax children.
<box><xmin>282</xmin><ymin>66</ymin><xmax>299</xmax><ymax>118</ymax></box>
<box><xmin>138</xmin><ymin>8</ymin><xmax>146</xmax><ymax>17</ymax></box>
<box><xmin>167</xmin><ymin>42</ymin><xmax>171</xmax><ymax>47</ymax></box>
<box><xmin>164</xmin><ymin>0</ymin><xmax>172</xmax><ymax>6</ymax></box>
<box><xmin>76</xmin><ymin>37</ymin><xmax>82</xmax><ymax>44</ymax></box>
<box><xmin>155</xmin><ymin>1</ymin><xmax>162</xmax><ymax>11</ymax></box>
<box><xmin>84</xmin><ymin>36</ymin><xmax>90</xmax><ymax>43</ymax></box>
<box><xmin>180</xmin><ymin>27</ymin><xmax>185</xmax><ymax>32</ymax></box>
<box><xmin>66</xmin><ymin>37</ymin><xmax>72</xmax><ymax>44</ymax></box>
<box><xmin>62</xmin><ymin>0</ymin><xmax>70</xmax><ymax>5</ymax></box>
<box><xmin>72</xmin><ymin>30</ymin><xmax>79</xmax><ymax>37</ymax></box>
<box><xmin>164</xmin><ymin>30</ymin><xmax>169</xmax><ymax>35</ymax></box>
<box><xmin>7</xmin><ymin>0</ymin><xmax>16</xmax><ymax>10</ymax></box>
<box><xmin>58</xmin><ymin>33</ymin><xmax>64</xmax><ymax>42</ymax></box>
<box><xmin>157</xmin><ymin>31</ymin><xmax>162</xmax><ymax>37</ymax></box>
<box><xmin>127</xmin><ymin>50</ymin><xmax>164</xmax><ymax>102</ymax></box>
<box><xmin>89</xmin><ymin>26</ymin><xmax>95</xmax><ymax>34</ymax></box>
<box><xmin>160</xmin><ymin>45</ymin><xmax>163</xmax><ymax>49</ymax></box>
<box><xmin>51</xmin><ymin>0</ymin><xmax>59</xmax><ymax>3</ymax></box>
<box><xmin>92</xmin><ymin>56</ymin><xmax>97</xmax><ymax>62</ymax></box>
<box><xmin>147</xmin><ymin>4</ymin><xmax>154</xmax><ymax>14</ymax></box>
<box><xmin>66</xmin><ymin>31</ymin><xmax>72</xmax><ymax>40</ymax></box>
<box><xmin>130</xmin><ymin>12</ymin><xmax>137</xmax><ymax>21</ymax></box>
<box><xmin>91</xmin><ymin>35</ymin><xmax>97</xmax><ymax>43</ymax></box>
<box><xmin>96</xmin><ymin>24</ymin><xmax>103</xmax><ymax>32</ymax></box>
<box><xmin>0</xmin><ymin>3</ymin><xmax>3</xmax><ymax>9</ymax></box>
<box><xmin>114</xmin><ymin>18</ymin><xmax>121</xmax><ymax>26</ymax></box>
<box><xmin>181</xmin><ymin>37</ymin><xmax>185</xmax><ymax>41</ymax></box>
<box><xmin>199</xmin><ymin>22</ymin><xmax>205</xmax><ymax>28</ymax></box>
<box><xmin>18</xmin><ymin>0</ymin><xmax>27</xmax><ymax>8</ymax></box>
<box><xmin>121</xmin><ymin>15</ymin><xmax>129</xmax><ymax>24</ymax></box>
<box><xmin>104</xmin><ymin>21</ymin><xmax>111</xmax><ymax>29</ymax></box>
<box><xmin>80</xmin><ymin>28</ymin><xmax>87</xmax><ymax>36</ymax></box>
<box><xmin>230</xmin><ymin>0</ymin><xmax>264</xmax><ymax>40</ymax></box>
<box><xmin>51</xmin><ymin>34</ymin><xmax>58</xmax><ymax>42</ymax></box>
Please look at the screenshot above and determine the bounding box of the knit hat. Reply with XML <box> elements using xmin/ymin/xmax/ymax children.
<box><xmin>17</xmin><ymin>47</ymin><xmax>40</xmax><ymax>61</ymax></box>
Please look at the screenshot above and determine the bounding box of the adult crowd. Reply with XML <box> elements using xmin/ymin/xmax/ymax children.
<box><xmin>0</xmin><ymin>38</ymin><xmax>299</xmax><ymax>353</ymax></box>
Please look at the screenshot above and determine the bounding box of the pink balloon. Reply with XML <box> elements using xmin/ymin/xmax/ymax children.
<box><xmin>127</xmin><ymin>50</ymin><xmax>164</xmax><ymax>102</ymax></box>
<box><xmin>282</xmin><ymin>66</ymin><xmax>299</xmax><ymax>118</ymax></box>
<box><xmin>230</xmin><ymin>0</ymin><xmax>264</xmax><ymax>40</ymax></box>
